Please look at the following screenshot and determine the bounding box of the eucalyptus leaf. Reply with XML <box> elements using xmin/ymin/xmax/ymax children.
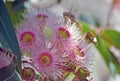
<box><xmin>115</xmin><ymin>63</ymin><xmax>120</xmax><ymax>73</ymax></box>
<box><xmin>97</xmin><ymin>35</ymin><xmax>120</xmax><ymax>74</ymax></box>
<box><xmin>0</xmin><ymin>32</ymin><xmax>9</xmax><ymax>49</ymax></box>
<box><xmin>0</xmin><ymin>0</ymin><xmax>21</xmax><ymax>70</ymax></box>
<box><xmin>110</xmin><ymin>50</ymin><xmax>120</xmax><ymax>73</ymax></box>
<box><xmin>96</xmin><ymin>35</ymin><xmax>111</xmax><ymax>65</ymax></box>
<box><xmin>102</xmin><ymin>29</ymin><xmax>120</xmax><ymax>49</ymax></box>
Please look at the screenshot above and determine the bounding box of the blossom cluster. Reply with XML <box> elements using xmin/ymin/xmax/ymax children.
<box><xmin>16</xmin><ymin>8</ymin><xmax>96</xmax><ymax>81</ymax></box>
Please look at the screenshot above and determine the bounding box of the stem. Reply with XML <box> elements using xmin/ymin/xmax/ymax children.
<box><xmin>57</xmin><ymin>0</ymin><xmax>62</xmax><ymax>3</ymax></box>
<box><xmin>106</xmin><ymin>0</ymin><xmax>114</xmax><ymax>26</ymax></box>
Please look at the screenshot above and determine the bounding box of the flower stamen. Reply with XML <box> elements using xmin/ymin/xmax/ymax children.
<box><xmin>39</xmin><ymin>52</ymin><xmax>53</xmax><ymax>67</ymax></box>
<box><xmin>58</xmin><ymin>28</ymin><xmax>70</xmax><ymax>39</ymax></box>
<box><xmin>20</xmin><ymin>32</ymin><xmax>35</xmax><ymax>45</ymax></box>
<box><xmin>74</xmin><ymin>46</ymin><xmax>85</xmax><ymax>57</ymax></box>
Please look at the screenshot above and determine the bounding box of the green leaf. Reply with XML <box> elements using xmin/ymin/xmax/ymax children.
<box><xmin>115</xmin><ymin>63</ymin><xmax>120</xmax><ymax>73</ymax></box>
<box><xmin>97</xmin><ymin>34</ymin><xmax>120</xmax><ymax>73</ymax></box>
<box><xmin>79</xmin><ymin>21</ymin><xmax>91</xmax><ymax>33</ymax></box>
<box><xmin>79</xmin><ymin>21</ymin><xmax>95</xmax><ymax>34</ymax></box>
<box><xmin>102</xmin><ymin>29</ymin><xmax>120</xmax><ymax>49</ymax></box>
<box><xmin>96</xmin><ymin>35</ymin><xmax>111</xmax><ymax>65</ymax></box>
